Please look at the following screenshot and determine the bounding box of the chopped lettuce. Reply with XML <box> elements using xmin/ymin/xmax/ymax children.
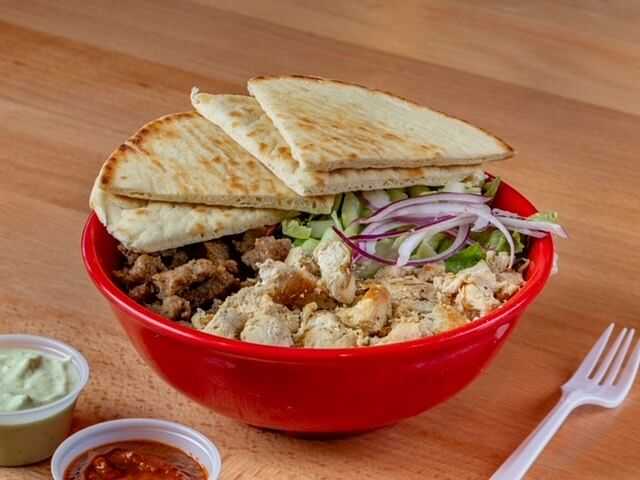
<box><xmin>413</xmin><ymin>238</ymin><xmax>437</xmax><ymax>259</ymax></box>
<box><xmin>483</xmin><ymin>176</ymin><xmax>501</xmax><ymax>198</ymax></box>
<box><xmin>435</xmin><ymin>234</ymin><xmax>454</xmax><ymax>253</ymax></box>
<box><xmin>386</xmin><ymin>188</ymin><xmax>408</xmax><ymax>201</ymax></box>
<box><xmin>318</xmin><ymin>222</ymin><xmax>338</xmax><ymax>246</ymax></box>
<box><xmin>471</xmin><ymin>229</ymin><xmax>525</xmax><ymax>254</ymax></box>
<box><xmin>300</xmin><ymin>238</ymin><xmax>320</xmax><ymax>253</ymax></box>
<box><xmin>408</xmin><ymin>185</ymin><xmax>432</xmax><ymax>197</ymax></box>
<box><xmin>308</xmin><ymin>219</ymin><xmax>334</xmax><ymax>239</ymax></box>
<box><xmin>282</xmin><ymin>219</ymin><xmax>311</xmax><ymax>239</ymax></box>
<box><xmin>529</xmin><ymin>211</ymin><xmax>559</xmax><ymax>223</ymax></box>
<box><xmin>445</xmin><ymin>244</ymin><xmax>486</xmax><ymax>273</ymax></box>
<box><xmin>429</xmin><ymin>232</ymin><xmax>450</xmax><ymax>253</ymax></box>
<box><xmin>344</xmin><ymin>223</ymin><xmax>363</xmax><ymax>236</ymax></box>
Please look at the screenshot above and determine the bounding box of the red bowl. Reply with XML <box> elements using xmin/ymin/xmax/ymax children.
<box><xmin>81</xmin><ymin>180</ymin><xmax>554</xmax><ymax>434</ymax></box>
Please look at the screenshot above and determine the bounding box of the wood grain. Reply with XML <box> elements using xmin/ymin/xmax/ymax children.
<box><xmin>1</xmin><ymin>2</ymin><xmax>639</xmax><ymax>479</ymax></box>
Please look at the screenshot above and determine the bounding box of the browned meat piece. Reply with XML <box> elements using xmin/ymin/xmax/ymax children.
<box><xmin>128</xmin><ymin>282</ymin><xmax>156</xmax><ymax>303</ymax></box>
<box><xmin>181</xmin><ymin>265</ymin><xmax>239</xmax><ymax>308</ymax></box>
<box><xmin>241</xmin><ymin>236</ymin><xmax>292</xmax><ymax>270</ymax></box>
<box><xmin>117</xmin><ymin>244</ymin><xmax>141</xmax><ymax>265</ymax></box>
<box><xmin>204</xmin><ymin>241</ymin><xmax>231</xmax><ymax>262</ymax></box>
<box><xmin>113</xmin><ymin>254</ymin><xmax>166</xmax><ymax>287</ymax></box>
<box><xmin>149</xmin><ymin>295</ymin><xmax>192</xmax><ymax>321</ymax></box>
<box><xmin>163</xmin><ymin>249</ymin><xmax>190</xmax><ymax>269</ymax></box>
<box><xmin>232</xmin><ymin>227</ymin><xmax>271</xmax><ymax>254</ymax></box>
<box><xmin>152</xmin><ymin>259</ymin><xmax>217</xmax><ymax>298</ymax></box>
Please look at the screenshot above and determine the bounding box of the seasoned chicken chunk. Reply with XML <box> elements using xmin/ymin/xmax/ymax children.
<box><xmin>486</xmin><ymin>251</ymin><xmax>511</xmax><ymax>274</ymax></box>
<box><xmin>203</xmin><ymin>285</ymin><xmax>301</xmax><ymax>346</ymax></box>
<box><xmin>495</xmin><ymin>271</ymin><xmax>524</xmax><ymax>300</ymax></box>
<box><xmin>241</xmin><ymin>312</ymin><xmax>296</xmax><ymax>346</ymax></box>
<box><xmin>286</xmin><ymin>247</ymin><xmax>320</xmax><ymax>276</ymax></box>
<box><xmin>371</xmin><ymin>321</ymin><xmax>428</xmax><ymax>346</ymax></box>
<box><xmin>372</xmin><ymin>304</ymin><xmax>467</xmax><ymax>345</ymax></box>
<box><xmin>313</xmin><ymin>241</ymin><xmax>356</xmax><ymax>304</ymax></box>
<box><xmin>297</xmin><ymin>311</ymin><xmax>363</xmax><ymax>348</ymax></box>
<box><xmin>203</xmin><ymin>286</ymin><xmax>267</xmax><ymax>338</ymax></box>
<box><xmin>336</xmin><ymin>284</ymin><xmax>391</xmax><ymax>335</ymax></box>
<box><xmin>259</xmin><ymin>260</ymin><xmax>335</xmax><ymax>309</ymax></box>
<box><xmin>432</xmin><ymin>260</ymin><xmax>497</xmax><ymax>299</ymax></box>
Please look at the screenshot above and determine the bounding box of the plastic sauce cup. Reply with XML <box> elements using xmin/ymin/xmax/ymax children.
<box><xmin>51</xmin><ymin>418</ymin><xmax>222</xmax><ymax>479</ymax></box>
<box><xmin>0</xmin><ymin>335</ymin><xmax>90</xmax><ymax>466</ymax></box>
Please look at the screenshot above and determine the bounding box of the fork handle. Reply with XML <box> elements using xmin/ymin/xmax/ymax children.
<box><xmin>491</xmin><ymin>392</ymin><xmax>581</xmax><ymax>480</ymax></box>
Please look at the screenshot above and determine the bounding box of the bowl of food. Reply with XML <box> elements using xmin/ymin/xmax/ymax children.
<box><xmin>82</xmin><ymin>76</ymin><xmax>563</xmax><ymax>434</ymax></box>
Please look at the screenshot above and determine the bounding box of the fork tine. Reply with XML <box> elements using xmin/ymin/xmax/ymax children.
<box><xmin>612</xmin><ymin>338</ymin><xmax>640</xmax><ymax>398</ymax></box>
<box><xmin>592</xmin><ymin>328</ymin><xmax>628</xmax><ymax>384</ymax></box>
<box><xmin>571</xmin><ymin>323</ymin><xmax>614</xmax><ymax>381</ymax></box>
<box><xmin>605</xmin><ymin>329</ymin><xmax>635</xmax><ymax>385</ymax></box>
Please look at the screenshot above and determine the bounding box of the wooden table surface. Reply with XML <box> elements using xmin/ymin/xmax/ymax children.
<box><xmin>1</xmin><ymin>2</ymin><xmax>639</xmax><ymax>478</ymax></box>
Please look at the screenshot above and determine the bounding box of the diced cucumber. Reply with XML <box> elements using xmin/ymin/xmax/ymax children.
<box><xmin>344</xmin><ymin>223</ymin><xmax>363</xmax><ymax>236</ymax></box>
<box><xmin>408</xmin><ymin>185</ymin><xmax>432</xmax><ymax>197</ymax></box>
<box><xmin>386</xmin><ymin>188</ymin><xmax>408</xmax><ymax>201</ymax></box>
<box><xmin>308</xmin><ymin>219</ymin><xmax>335</xmax><ymax>239</ymax></box>
<box><xmin>300</xmin><ymin>238</ymin><xmax>320</xmax><ymax>253</ymax></box>
<box><xmin>282</xmin><ymin>218</ymin><xmax>312</xmax><ymax>239</ymax></box>
<box><xmin>413</xmin><ymin>238</ymin><xmax>437</xmax><ymax>259</ymax></box>
<box><xmin>341</xmin><ymin>192</ymin><xmax>362</xmax><ymax>228</ymax></box>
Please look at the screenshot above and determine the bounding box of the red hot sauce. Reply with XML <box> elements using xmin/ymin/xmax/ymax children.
<box><xmin>63</xmin><ymin>440</ymin><xmax>207</xmax><ymax>480</ymax></box>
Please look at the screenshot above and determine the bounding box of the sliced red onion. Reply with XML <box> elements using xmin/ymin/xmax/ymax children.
<box><xmin>495</xmin><ymin>216</ymin><xmax>568</xmax><ymax>239</ymax></box>
<box><xmin>361</xmin><ymin>193</ymin><xmax>489</xmax><ymax>225</ymax></box>
<box><xmin>509</xmin><ymin>228</ymin><xmax>546</xmax><ymax>239</ymax></box>
<box><xmin>351</xmin><ymin>228</ymin><xmax>411</xmax><ymax>241</ymax></box>
<box><xmin>358</xmin><ymin>221</ymin><xmax>406</xmax><ymax>255</ymax></box>
<box><xmin>472</xmin><ymin>216</ymin><xmax>489</xmax><ymax>232</ymax></box>
<box><xmin>404</xmin><ymin>223</ymin><xmax>470</xmax><ymax>266</ymax></box>
<box><xmin>472</xmin><ymin>209</ymin><xmax>516</xmax><ymax>268</ymax></box>
<box><xmin>333</xmin><ymin>224</ymin><xmax>470</xmax><ymax>267</ymax></box>
<box><xmin>396</xmin><ymin>216</ymin><xmax>476</xmax><ymax>266</ymax></box>
<box><xmin>333</xmin><ymin>227</ymin><xmax>396</xmax><ymax>265</ymax></box>
<box><xmin>363</xmin><ymin>202</ymin><xmax>492</xmax><ymax>226</ymax></box>
<box><xmin>492</xmin><ymin>208</ymin><xmax>523</xmax><ymax>219</ymax></box>
<box><xmin>362</xmin><ymin>190</ymin><xmax>390</xmax><ymax>209</ymax></box>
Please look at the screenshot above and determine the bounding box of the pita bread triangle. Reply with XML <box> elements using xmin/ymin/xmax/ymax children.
<box><xmin>90</xmin><ymin>178</ymin><xmax>290</xmax><ymax>252</ymax></box>
<box><xmin>247</xmin><ymin>75</ymin><xmax>513</xmax><ymax>172</ymax></box>
<box><xmin>97</xmin><ymin>111</ymin><xmax>333</xmax><ymax>214</ymax></box>
<box><xmin>191</xmin><ymin>90</ymin><xmax>484</xmax><ymax>196</ymax></box>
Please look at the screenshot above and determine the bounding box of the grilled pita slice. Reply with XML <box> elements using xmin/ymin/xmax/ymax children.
<box><xmin>191</xmin><ymin>91</ymin><xmax>484</xmax><ymax>196</ymax></box>
<box><xmin>90</xmin><ymin>179</ymin><xmax>290</xmax><ymax>252</ymax></box>
<box><xmin>247</xmin><ymin>75</ymin><xmax>512</xmax><ymax>172</ymax></box>
<box><xmin>97</xmin><ymin>111</ymin><xmax>333</xmax><ymax>214</ymax></box>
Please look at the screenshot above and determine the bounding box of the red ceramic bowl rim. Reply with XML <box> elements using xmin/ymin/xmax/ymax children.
<box><xmin>82</xmin><ymin>178</ymin><xmax>554</xmax><ymax>361</ymax></box>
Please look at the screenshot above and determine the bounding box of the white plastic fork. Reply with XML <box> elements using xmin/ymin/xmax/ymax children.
<box><xmin>491</xmin><ymin>323</ymin><xmax>640</xmax><ymax>480</ymax></box>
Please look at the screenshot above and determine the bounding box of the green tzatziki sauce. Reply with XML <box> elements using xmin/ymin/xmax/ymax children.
<box><xmin>0</xmin><ymin>349</ymin><xmax>77</xmax><ymax>412</ymax></box>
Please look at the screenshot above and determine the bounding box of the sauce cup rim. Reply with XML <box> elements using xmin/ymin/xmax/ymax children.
<box><xmin>51</xmin><ymin>417</ymin><xmax>221</xmax><ymax>479</ymax></box>
<box><xmin>0</xmin><ymin>334</ymin><xmax>90</xmax><ymax>422</ymax></box>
